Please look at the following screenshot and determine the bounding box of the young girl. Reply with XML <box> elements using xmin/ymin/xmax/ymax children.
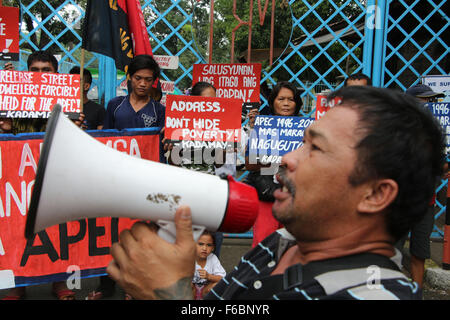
<box><xmin>192</xmin><ymin>230</ymin><xmax>226</xmax><ymax>299</ymax></box>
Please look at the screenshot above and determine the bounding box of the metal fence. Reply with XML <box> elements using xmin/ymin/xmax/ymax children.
<box><xmin>5</xmin><ymin>0</ymin><xmax>449</xmax><ymax>238</ymax></box>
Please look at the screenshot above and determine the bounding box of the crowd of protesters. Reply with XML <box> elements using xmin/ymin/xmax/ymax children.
<box><xmin>1</xmin><ymin>52</ymin><xmax>447</xmax><ymax>300</ymax></box>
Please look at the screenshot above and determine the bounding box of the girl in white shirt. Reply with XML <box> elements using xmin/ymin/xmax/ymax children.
<box><xmin>192</xmin><ymin>230</ymin><xmax>226</xmax><ymax>299</ymax></box>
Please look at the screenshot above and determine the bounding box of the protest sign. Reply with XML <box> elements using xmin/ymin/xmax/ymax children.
<box><xmin>192</xmin><ymin>63</ymin><xmax>261</xmax><ymax>103</ymax></box>
<box><xmin>0</xmin><ymin>70</ymin><xmax>81</xmax><ymax>118</ymax></box>
<box><xmin>154</xmin><ymin>55</ymin><xmax>179</xmax><ymax>70</ymax></box>
<box><xmin>426</xmin><ymin>102</ymin><xmax>450</xmax><ymax>153</ymax></box>
<box><xmin>422</xmin><ymin>75</ymin><xmax>450</xmax><ymax>102</ymax></box>
<box><xmin>315</xmin><ymin>94</ymin><xmax>341</xmax><ymax>120</ymax></box>
<box><xmin>159</xmin><ymin>80</ymin><xmax>175</xmax><ymax>106</ymax></box>
<box><xmin>160</xmin><ymin>80</ymin><xmax>175</xmax><ymax>94</ymax></box>
<box><xmin>0</xmin><ymin>128</ymin><xmax>160</xmax><ymax>289</ymax></box>
<box><xmin>0</xmin><ymin>6</ymin><xmax>20</xmax><ymax>61</ymax></box>
<box><xmin>248</xmin><ymin>115</ymin><xmax>314</xmax><ymax>164</ymax></box>
<box><xmin>164</xmin><ymin>95</ymin><xmax>242</xmax><ymax>149</ymax></box>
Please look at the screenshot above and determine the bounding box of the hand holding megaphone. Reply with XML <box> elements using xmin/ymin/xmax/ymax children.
<box><xmin>107</xmin><ymin>206</ymin><xmax>197</xmax><ymax>300</ymax></box>
<box><xmin>25</xmin><ymin>105</ymin><xmax>259</xmax><ymax>243</ymax></box>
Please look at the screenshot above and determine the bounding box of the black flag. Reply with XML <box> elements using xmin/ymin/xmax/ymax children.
<box><xmin>82</xmin><ymin>0</ymin><xmax>134</xmax><ymax>72</ymax></box>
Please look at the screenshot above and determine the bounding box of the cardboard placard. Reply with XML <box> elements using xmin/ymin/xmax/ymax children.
<box><xmin>0</xmin><ymin>6</ymin><xmax>20</xmax><ymax>61</ymax></box>
<box><xmin>248</xmin><ymin>115</ymin><xmax>314</xmax><ymax>164</ymax></box>
<box><xmin>192</xmin><ymin>63</ymin><xmax>261</xmax><ymax>103</ymax></box>
<box><xmin>164</xmin><ymin>95</ymin><xmax>242</xmax><ymax>149</ymax></box>
<box><xmin>0</xmin><ymin>70</ymin><xmax>81</xmax><ymax>118</ymax></box>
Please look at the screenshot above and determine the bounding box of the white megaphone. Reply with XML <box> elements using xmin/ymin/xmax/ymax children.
<box><xmin>25</xmin><ymin>105</ymin><xmax>259</xmax><ymax>242</ymax></box>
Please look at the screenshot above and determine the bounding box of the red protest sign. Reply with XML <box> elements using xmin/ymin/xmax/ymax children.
<box><xmin>0</xmin><ymin>70</ymin><xmax>81</xmax><ymax>118</ymax></box>
<box><xmin>164</xmin><ymin>95</ymin><xmax>242</xmax><ymax>148</ymax></box>
<box><xmin>314</xmin><ymin>95</ymin><xmax>341</xmax><ymax>120</ymax></box>
<box><xmin>192</xmin><ymin>63</ymin><xmax>261</xmax><ymax>103</ymax></box>
<box><xmin>0</xmin><ymin>129</ymin><xmax>160</xmax><ymax>288</ymax></box>
<box><xmin>0</xmin><ymin>6</ymin><xmax>20</xmax><ymax>61</ymax></box>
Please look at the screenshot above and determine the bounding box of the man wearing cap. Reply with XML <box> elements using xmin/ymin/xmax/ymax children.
<box><xmin>397</xmin><ymin>83</ymin><xmax>445</xmax><ymax>287</ymax></box>
<box><xmin>406</xmin><ymin>84</ymin><xmax>445</xmax><ymax>103</ymax></box>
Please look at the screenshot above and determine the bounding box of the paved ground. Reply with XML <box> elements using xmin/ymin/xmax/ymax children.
<box><xmin>403</xmin><ymin>239</ymin><xmax>450</xmax><ymax>300</ymax></box>
<box><xmin>1</xmin><ymin>237</ymin><xmax>448</xmax><ymax>300</ymax></box>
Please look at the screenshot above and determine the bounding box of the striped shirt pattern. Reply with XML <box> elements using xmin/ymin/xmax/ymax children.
<box><xmin>205</xmin><ymin>229</ymin><xmax>422</xmax><ymax>300</ymax></box>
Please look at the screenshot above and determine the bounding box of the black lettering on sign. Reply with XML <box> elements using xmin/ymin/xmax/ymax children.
<box><xmin>111</xmin><ymin>218</ymin><xmax>119</xmax><ymax>244</ymax></box>
<box><xmin>20</xmin><ymin>230</ymin><xmax>59</xmax><ymax>266</ymax></box>
<box><xmin>59</xmin><ymin>220</ymin><xmax>87</xmax><ymax>260</ymax></box>
<box><xmin>88</xmin><ymin>218</ymin><xmax>110</xmax><ymax>256</ymax></box>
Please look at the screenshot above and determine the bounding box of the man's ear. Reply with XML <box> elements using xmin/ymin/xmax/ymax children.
<box><xmin>357</xmin><ymin>179</ymin><xmax>398</xmax><ymax>214</ymax></box>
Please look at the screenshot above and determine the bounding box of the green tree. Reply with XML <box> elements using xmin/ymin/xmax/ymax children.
<box><xmin>143</xmin><ymin>0</ymin><xmax>199</xmax><ymax>89</ymax></box>
<box><xmin>190</xmin><ymin>0</ymin><xmax>364</xmax><ymax>85</ymax></box>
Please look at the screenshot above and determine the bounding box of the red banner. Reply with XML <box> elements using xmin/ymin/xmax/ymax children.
<box><xmin>0</xmin><ymin>70</ymin><xmax>81</xmax><ymax>118</ymax></box>
<box><xmin>192</xmin><ymin>63</ymin><xmax>261</xmax><ymax>103</ymax></box>
<box><xmin>314</xmin><ymin>95</ymin><xmax>341</xmax><ymax>120</ymax></box>
<box><xmin>164</xmin><ymin>95</ymin><xmax>242</xmax><ymax>149</ymax></box>
<box><xmin>0</xmin><ymin>129</ymin><xmax>160</xmax><ymax>289</ymax></box>
<box><xmin>0</xmin><ymin>6</ymin><xmax>20</xmax><ymax>61</ymax></box>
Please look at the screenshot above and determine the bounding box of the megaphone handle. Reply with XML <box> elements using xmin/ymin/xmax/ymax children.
<box><xmin>156</xmin><ymin>220</ymin><xmax>206</xmax><ymax>243</ymax></box>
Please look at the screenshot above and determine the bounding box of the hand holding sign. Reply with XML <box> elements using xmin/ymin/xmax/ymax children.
<box><xmin>249</xmin><ymin>115</ymin><xmax>314</xmax><ymax>164</ymax></box>
<box><xmin>0</xmin><ymin>70</ymin><xmax>81</xmax><ymax>118</ymax></box>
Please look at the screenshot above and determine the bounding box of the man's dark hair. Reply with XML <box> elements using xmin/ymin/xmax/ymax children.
<box><xmin>268</xmin><ymin>81</ymin><xmax>302</xmax><ymax>115</ymax></box>
<box><xmin>27</xmin><ymin>50</ymin><xmax>58</xmax><ymax>72</ymax></box>
<box><xmin>344</xmin><ymin>73</ymin><xmax>372</xmax><ymax>86</ymax></box>
<box><xmin>328</xmin><ymin>86</ymin><xmax>445</xmax><ymax>241</ymax></box>
<box><xmin>191</xmin><ymin>81</ymin><xmax>216</xmax><ymax>96</ymax></box>
<box><xmin>127</xmin><ymin>54</ymin><xmax>160</xmax><ymax>79</ymax></box>
<box><xmin>69</xmin><ymin>66</ymin><xmax>93</xmax><ymax>85</ymax></box>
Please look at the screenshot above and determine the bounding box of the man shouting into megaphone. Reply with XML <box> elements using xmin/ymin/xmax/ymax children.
<box><xmin>107</xmin><ymin>86</ymin><xmax>444</xmax><ymax>300</ymax></box>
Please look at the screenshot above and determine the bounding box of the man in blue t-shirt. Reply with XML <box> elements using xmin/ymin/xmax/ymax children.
<box><xmin>87</xmin><ymin>54</ymin><xmax>165</xmax><ymax>300</ymax></box>
<box><xmin>103</xmin><ymin>54</ymin><xmax>166</xmax><ymax>162</ymax></box>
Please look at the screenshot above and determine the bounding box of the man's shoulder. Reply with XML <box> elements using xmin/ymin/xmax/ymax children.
<box><xmin>209</xmin><ymin>231</ymin><xmax>422</xmax><ymax>300</ymax></box>
<box><xmin>105</xmin><ymin>96</ymin><xmax>129</xmax><ymax>114</ymax></box>
<box><xmin>108</xmin><ymin>95</ymin><xmax>128</xmax><ymax>106</ymax></box>
<box><xmin>319</xmin><ymin>277</ymin><xmax>422</xmax><ymax>300</ymax></box>
<box><xmin>311</xmin><ymin>260</ymin><xmax>419</xmax><ymax>300</ymax></box>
